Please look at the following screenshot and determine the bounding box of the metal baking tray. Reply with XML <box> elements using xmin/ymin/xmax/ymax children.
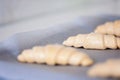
<box><xmin>0</xmin><ymin>15</ymin><xmax>120</xmax><ymax>80</ymax></box>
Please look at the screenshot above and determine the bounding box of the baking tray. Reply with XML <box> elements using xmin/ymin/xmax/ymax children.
<box><xmin>0</xmin><ymin>15</ymin><xmax>120</xmax><ymax>80</ymax></box>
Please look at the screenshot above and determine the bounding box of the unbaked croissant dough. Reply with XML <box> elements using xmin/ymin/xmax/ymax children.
<box><xmin>63</xmin><ymin>33</ymin><xmax>120</xmax><ymax>49</ymax></box>
<box><xmin>17</xmin><ymin>45</ymin><xmax>93</xmax><ymax>66</ymax></box>
<box><xmin>94</xmin><ymin>20</ymin><xmax>120</xmax><ymax>37</ymax></box>
<box><xmin>88</xmin><ymin>59</ymin><xmax>120</xmax><ymax>78</ymax></box>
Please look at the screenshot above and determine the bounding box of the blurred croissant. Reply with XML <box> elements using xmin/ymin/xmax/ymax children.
<box><xmin>94</xmin><ymin>20</ymin><xmax>120</xmax><ymax>37</ymax></box>
<box><xmin>63</xmin><ymin>33</ymin><xmax>120</xmax><ymax>49</ymax></box>
<box><xmin>17</xmin><ymin>45</ymin><xmax>93</xmax><ymax>66</ymax></box>
<box><xmin>88</xmin><ymin>59</ymin><xmax>120</xmax><ymax>78</ymax></box>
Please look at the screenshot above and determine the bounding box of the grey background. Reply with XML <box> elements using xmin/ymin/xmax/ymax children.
<box><xmin>0</xmin><ymin>0</ymin><xmax>120</xmax><ymax>42</ymax></box>
<box><xmin>0</xmin><ymin>0</ymin><xmax>119</xmax><ymax>24</ymax></box>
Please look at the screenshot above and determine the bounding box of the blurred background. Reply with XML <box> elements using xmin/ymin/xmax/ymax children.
<box><xmin>0</xmin><ymin>0</ymin><xmax>119</xmax><ymax>41</ymax></box>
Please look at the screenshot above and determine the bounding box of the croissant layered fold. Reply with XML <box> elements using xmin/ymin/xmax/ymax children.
<box><xmin>17</xmin><ymin>45</ymin><xmax>93</xmax><ymax>66</ymax></box>
<box><xmin>63</xmin><ymin>33</ymin><xmax>120</xmax><ymax>49</ymax></box>
<box><xmin>94</xmin><ymin>20</ymin><xmax>120</xmax><ymax>37</ymax></box>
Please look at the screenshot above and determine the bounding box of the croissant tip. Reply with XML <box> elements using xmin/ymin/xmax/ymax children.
<box><xmin>17</xmin><ymin>55</ymin><xmax>25</xmax><ymax>62</ymax></box>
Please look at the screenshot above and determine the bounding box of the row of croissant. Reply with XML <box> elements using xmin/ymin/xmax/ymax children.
<box><xmin>18</xmin><ymin>20</ymin><xmax>120</xmax><ymax>78</ymax></box>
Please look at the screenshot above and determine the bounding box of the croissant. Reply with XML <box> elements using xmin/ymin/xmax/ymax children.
<box><xmin>88</xmin><ymin>59</ymin><xmax>120</xmax><ymax>78</ymax></box>
<box><xmin>17</xmin><ymin>45</ymin><xmax>93</xmax><ymax>66</ymax></box>
<box><xmin>63</xmin><ymin>33</ymin><xmax>120</xmax><ymax>49</ymax></box>
<box><xmin>94</xmin><ymin>20</ymin><xmax>120</xmax><ymax>37</ymax></box>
